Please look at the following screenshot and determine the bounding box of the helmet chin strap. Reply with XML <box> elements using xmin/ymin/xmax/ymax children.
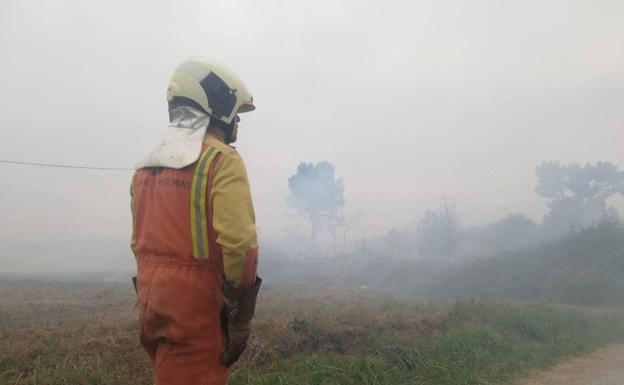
<box><xmin>223</xmin><ymin>122</ymin><xmax>235</xmax><ymax>144</ymax></box>
<box><xmin>210</xmin><ymin>117</ymin><xmax>236</xmax><ymax>144</ymax></box>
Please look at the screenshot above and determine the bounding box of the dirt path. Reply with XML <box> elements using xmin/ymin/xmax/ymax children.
<box><xmin>516</xmin><ymin>343</ymin><xmax>624</xmax><ymax>385</ymax></box>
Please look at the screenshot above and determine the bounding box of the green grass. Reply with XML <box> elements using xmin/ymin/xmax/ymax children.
<box><xmin>229</xmin><ymin>300</ymin><xmax>624</xmax><ymax>385</ymax></box>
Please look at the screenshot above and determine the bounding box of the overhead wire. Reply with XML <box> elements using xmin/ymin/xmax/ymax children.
<box><xmin>0</xmin><ymin>158</ymin><xmax>288</xmax><ymax>207</ymax></box>
<box><xmin>0</xmin><ymin>159</ymin><xmax>133</xmax><ymax>171</ymax></box>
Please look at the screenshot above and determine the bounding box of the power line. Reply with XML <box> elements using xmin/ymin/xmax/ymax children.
<box><xmin>0</xmin><ymin>158</ymin><xmax>288</xmax><ymax>207</ymax></box>
<box><xmin>251</xmin><ymin>195</ymin><xmax>286</xmax><ymax>206</ymax></box>
<box><xmin>0</xmin><ymin>159</ymin><xmax>133</xmax><ymax>171</ymax></box>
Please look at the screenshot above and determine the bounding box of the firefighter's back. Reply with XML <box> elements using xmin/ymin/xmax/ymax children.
<box><xmin>130</xmin><ymin>138</ymin><xmax>235</xmax><ymax>385</ymax></box>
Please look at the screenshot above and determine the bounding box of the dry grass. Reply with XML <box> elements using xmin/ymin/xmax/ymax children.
<box><xmin>1</xmin><ymin>280</ymin><xmax>623</xmax><ymax>385</ymax></box>
<box><xmin>245</xmin><ymin>285</ymin><xmax>447</xmax><ymax>366</ymax></box>
<box><xmin>0</xmin><ymin>280</ymin><xmax>444</xmax><ymax>384</ymax></box>
<box><xmin>0</xmin><ymin>280</ymin><xmax>149</xmax><ymax>384</ymax></box>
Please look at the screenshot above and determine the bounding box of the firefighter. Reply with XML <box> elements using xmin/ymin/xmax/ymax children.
<box><xmin>130</xmin><ymin>58</ymin><xmax>261</xmax><ymax>385</ymax></box>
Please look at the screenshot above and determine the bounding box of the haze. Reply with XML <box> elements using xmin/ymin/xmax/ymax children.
<box><xmin>1</xmin><ymin>0</ymin><xmax>623</xmax><ymax>272</ymax></box>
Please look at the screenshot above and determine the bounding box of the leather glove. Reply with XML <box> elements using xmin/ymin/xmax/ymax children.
<box><xmin>221</xmin><ymin>276</ymin><xmax>262</xmax><ymax>367</ymax></box>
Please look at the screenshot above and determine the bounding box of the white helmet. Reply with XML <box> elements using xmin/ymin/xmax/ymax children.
<box><xmin>167</xmin><ymin>58</ymin><xmax>255</xmax><ymax>124</ymax></box>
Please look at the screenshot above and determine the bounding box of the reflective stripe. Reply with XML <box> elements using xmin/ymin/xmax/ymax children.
<box><xmin>190</xmin><ymin>147</ymin><xmax>219</xmax><ymax>259</ymax></box>
<box><xmin>130</xmin><ymin>173</ymin><xmax>138</xmax><ymax>262</ymax></box>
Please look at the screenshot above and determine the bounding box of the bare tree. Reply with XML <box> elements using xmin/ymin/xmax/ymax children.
<box><xmin>416</xmin><ymin>197</ymin><xmax>460</xmax><ymax>261</ymax></box>
<box><xmin>338</xmin><ymin>211</ymin><xmax>362</xmax><ymax>255</ymax></box>
<box><xmin>441</xmin><ymin>196</ymin><xmax>459</xmax><ymax>261</ymax></box>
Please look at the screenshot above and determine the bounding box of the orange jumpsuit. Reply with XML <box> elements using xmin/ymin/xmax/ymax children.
<box><xmin>130</xmin><ymin>135</ymin><xmax>259</xmax><ymax>385</ymax></box>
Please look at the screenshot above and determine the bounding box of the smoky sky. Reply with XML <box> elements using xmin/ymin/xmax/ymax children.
<box><xmin>1</xmin><ymin>0</ymin><xmax>623</xmax><ymax>265</ymax></box>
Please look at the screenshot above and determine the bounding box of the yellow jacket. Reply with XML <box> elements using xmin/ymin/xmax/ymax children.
<box><xmin>206</xmin><ymin>136</ymin><xmax>259</xmax><ymax>287</ymax></box>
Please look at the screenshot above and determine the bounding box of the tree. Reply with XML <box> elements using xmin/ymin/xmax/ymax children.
<box><xmin>287</xmin><ymin>161</ymin><xmax>345</xmax><ymax>251</ymax></box>
<box><xmin>536</xmin><ymin>161</ymin><xmax>624</xmax><ymax>236</ymax></box>
<box><xmin>416</xmin><ymin>197</ymin><xmax>460</xmax><ymax>261</ymax></box>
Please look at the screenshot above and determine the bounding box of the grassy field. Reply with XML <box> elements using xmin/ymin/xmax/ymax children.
<box><xmin>1</xmin><ymin>280</ymin><xmax>624</xmax><ymax>385</ymax></box>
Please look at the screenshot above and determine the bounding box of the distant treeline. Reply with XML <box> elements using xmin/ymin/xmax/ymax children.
<box><xmin>260</xmin><ymin>220</ymin><xmax>624</xmax><ymax>306</ymax></box>
<box><xmin>429</xmin><ymin>219</ymin><xmax>624</xmax><ymax>305</ymax></box>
